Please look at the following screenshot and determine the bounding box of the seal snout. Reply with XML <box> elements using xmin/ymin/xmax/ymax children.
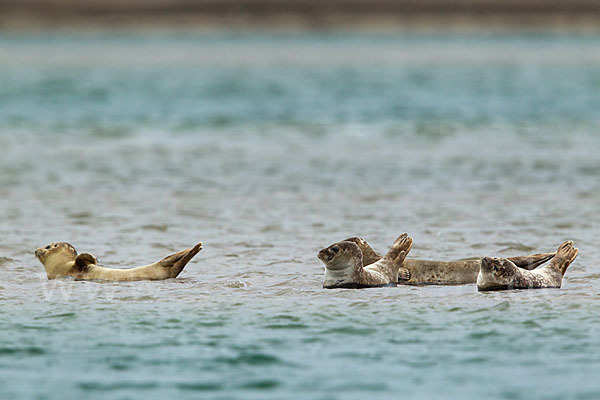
<box><xmin>34</xmin><ymin>248</ymin><xmax>43</xmax><ymax>258</ymax></box>
<box><xmin>318</xmin><ymin>244</ymin><xmax>339</xmax><ymax>262</ymax></box>
<box><xmin>481</xmin><ymin>257</ymin><xmax>494</xmax><ymax>271</ymax></box>
<box><xmin>318</xmin><ymin>248</ymin><xmax>331</xmax><ymax>262</ymax></box>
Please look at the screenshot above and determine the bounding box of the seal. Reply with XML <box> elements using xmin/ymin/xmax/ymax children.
<box><xmin>34</xmin><ymin>242</ymin><xmax>202</xmax><ymax>281</ymax></box>
<box><xmin>477</xmin><ymin>240</ymin><xmax>578</xmax><ymax>291</ymax></box>
<box><xmin>344</xmin><ymin>237</ymin><xmax>556</xmax><ymax>285</ymax></box>
<box><xmin>318</xmin><ymin>233</ymin><xmax>413</xmax><ymax>289</ymax></box>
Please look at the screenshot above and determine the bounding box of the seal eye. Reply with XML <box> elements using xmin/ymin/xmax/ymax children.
<box><xmin>331</xmin><ymin>246</ymin><xmax>339</xmax><ymax>254</ymax></box>
<box><xmin>45</xmin><ymin>245</ymin><xmax>51</xmax><ymax>250</ymax></box>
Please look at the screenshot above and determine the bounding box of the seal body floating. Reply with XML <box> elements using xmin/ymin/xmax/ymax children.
<box><xmin>319</xmin><ymin>233</ymin><xmax>413</xmax><ymax>289</ymax></box>
<box><xmin>477</xmin><ymin>240</ymin><xmax>578</xmax><ymax>291</ymax></box>
<box><xmin>35</xmin><ymin>242</ymin><xmax>202</xmax><ymax>281</ymax></box>
<box><xmin>345</xmin><ymin>237</ymin><xmax>556</xmax><ymax>285</ymax></box>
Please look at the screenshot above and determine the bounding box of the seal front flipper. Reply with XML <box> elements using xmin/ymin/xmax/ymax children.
<box><xmin>156</xmin><ymin>242</ymin><xmax>203</xmax><ymax>278</ymax></box>
<box><xmin>378</xmin><ymin>233</ymin><xmax>412</xmax><ymax>283</ymax></box>
<box><xmin>398</xmin><ymin>267</ymin><xmax>410</xmax><ymax>282</ymax></box>
<box><xmin>383</xmin><ymin>233</ymin><xmax>410</xmax><ymax>262</ymax></box>
<box><xmin>74</xmin><ymin>253</ymin><xmax>97</xmax><ymax>272</ymax></box>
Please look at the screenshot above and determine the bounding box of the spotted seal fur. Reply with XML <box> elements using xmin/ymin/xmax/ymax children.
<box><xmin>35</xmin><ymin>242</ymin><xmax>202</xmax><ymax>281</ymax></box>
<box><xmin>345</xmin><ymin>237</ymin><xmax>556</xmax><ymax>285</ymax></box>
<box><xmin>477</xmin><ymin>240</ymin><xmax>577</xmax><ymax>291</ymax></box>
<box><xmin>318</xmin><ymin>233</ymin><xmax>413</xmax><ymax>289</ymax></box>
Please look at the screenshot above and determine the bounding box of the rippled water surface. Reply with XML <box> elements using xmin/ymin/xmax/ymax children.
<box><xmin>1</xmin><ymin>32</ymin><xmax>600</xmax><ymax>399</ymax></box>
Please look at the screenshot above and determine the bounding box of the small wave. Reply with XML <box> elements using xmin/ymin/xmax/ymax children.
<box><xmin>141</xmin><ymin>224</ymin><xmax>168</xmax><ymax>231</ymax></box>
<box><xmin>234</xmin><ymin>242</ymin><xmax>274</xmax><ymax>249</ymax></box>
<box><xmin>265</xmin><ymin>323</ymin><xmax>308</xmax><ymax>330</ymax></box>
<box><xmin>109</xmin><ymin>363</ymin><xmax>130</xmax><ymax>371</ymax></box>
<box><xmin>459</xmin><ymin>356</ymin><xmax>490</xmax><ymax>364</ymax></box>
<box><xmin>78</xmin><ymin>382</ymin><xmax>158</xmax><ymax>391</ymax></box>
<box><xmin>236</xmin><ymin>379</ymin><xmax>280</xmax><ymax>390</ymax></box>
<box><xmin>467</xmin><ymin>330</ymin><xmax>501</xmax><ymax>339</ymax></box>
<box><xmin>581</xmin><ymin>273</ymin><xmax>600</xmax><ymax>280</ymax></box>
<box><xmin>0</xmin><ymin>257</ymin><xmax>15</xmax><ymax>266</ymax></box>
<box><xmin>260</xmin><ymin>224</ymin><xmax>282</xmax><ymax>233</ymax></box>
<box><xmin>195</xmin><ymin>320</ymin><xmax>226</xmax><ymax>327</ymax></box>
<box><xmin>176</xmin><ymin>382</ymin><xmax>223</xmax><ymax>391</ymax></box>
<box><xmin>264</xmin><ymin>258</ymin><xmax>303</xmax><ymax>266</ymax></box>
<box><xmin>493</xmin><ymin>301</ymin><xmax>511</xmax><ymax>311</ymax></box>
<box><xmin>321</xmin><ymin>326</ymin><xmax>377</xmax><ymax>336</ymax></box>
<box><xmin>521</xmin><ymin>319</ymin><xmax>542</xmax><ymax>328</ymax></box>
<box><xmin>68</xmin><ymin>211</ymin><xmax>93</xmax><ymax>219</ymax></box>
<box><xmin>34</xmin><ymin>312</ymin><xmax>76</xmax><ymax>320</ymax></box>
<box><xmin>495</xmin><ymin>243</ymin><xmax>536</xmax><ymax>253</ymax></box>
<box><xmin>0</xmin><ymin>346</ymin><xmax>46</xmax><ymax>356</ymax></box>
<box><xmin>269</xmin><ymin>314</ymin><xmax>301</xmax><ymax>322</ymax></box>
<box><xmin>225</xmin><ymin>281</ymin><xmax>249</xmax><ymax>288</ymax></box>
<box><xmin>215</xmin><ymin>352</ymin><xmax>285</xmax><ymax>366</ymax></box>
<box><xmin>403</xmin><ymin>359</ymin><xmax>438</xmax><ymax>368</ymax></box>
<box><xmin>118</xmin><ymin>295</ymin><xmax>158</xmax><ymax>301</ymax></box>
<box><xmin>552</xmin><ymin>222</ymin><xmax>574</xmax><ymax>229</ymax></box>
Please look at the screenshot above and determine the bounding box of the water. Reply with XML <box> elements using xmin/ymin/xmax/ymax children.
<box><xmin>1</xmin><ymin>32</ymin><xmax>600</xmax><ymax>399</ymax></box>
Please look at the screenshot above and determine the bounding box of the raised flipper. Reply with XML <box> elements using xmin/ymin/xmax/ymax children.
<box><xmin>384</xmin><ymin>234</ymin><xmax>412</xmax><ymax>262</ymax></box>
<box><xmin>382</xmin><ymin>233</ymin><xmax>412</xmax><ymax>282</ymax></box>
<box><xmin>551</xmin><ymin>240</ymin><xmax>578</xmax><ymax>275</ymax></box>
<box><xmin>507</xmin><ymin>252</ymin><xmax>555</xmax><ymax>271</ymax></box>
<box><xmin>74</xmin><ymin>253</ymin><xmax>97</xmax><ymax>272</ymax></box>
<box><xmin>156</xmin><ymin>242</ymin><xmax>203</xmax><ymax>278</ymax></box>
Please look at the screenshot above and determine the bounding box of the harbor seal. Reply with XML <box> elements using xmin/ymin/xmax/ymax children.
<box><xmin>345</xmin><ymin>237</ymin><xmax>556</xmax><ymax>285</ymax></box>
<box><xmin>477</xmin><ymin>240</ymin><xmax>578</xmax><ymax>291</ymax></box>
<box><xmin>318</xmin><ymin>233</ymin><xmax>413</xmax><ymax>289</ymax></box>
<box><xmin>35</xmin><ymin>242</ymin><xmax>202</xmax><ymax>281</ymax></box>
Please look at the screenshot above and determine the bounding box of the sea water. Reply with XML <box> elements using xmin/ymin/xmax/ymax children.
<box><xmin>0</xmin><ymin>32</ymin><xmax>599</xmax><ymax>399</ymax></box>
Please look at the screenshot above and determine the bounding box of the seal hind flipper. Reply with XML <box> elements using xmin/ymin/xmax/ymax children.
<box><xmin>507</xmin><ymin>252</ymin><xmax>556</xmax><ymax>271</ymax></box>
<box><xmin>398</xmin><ymin>267</ymin><xmax>410</xmax><ymax>281</ymax></box>
<box><xmin>74</xmin><ymin>253</ymin><xmax>97</xmax><ymax>272</ymax></box>
<box><xmin>552</xmin><ymin>240</ymin><xmax>578</xmax><ymax>275</ymax></box>
<box><xmin>156</xmin><ymin>242</ymin><xmax>203</xmax><ymax>278</ymax></box>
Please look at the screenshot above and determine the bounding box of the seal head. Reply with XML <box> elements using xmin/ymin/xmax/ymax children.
<box><xmin>35</xmin><ymin>242</ymin><xmax>79</xmax><ymax>279</ymax></box>
<box><xmin>343</xmin><ymin>237</ymin><xmax>382</xmax><ymax>266</ymax></box>
<box><xmin>477</xmin><ymin>257</ymin><xmax>518</xmax><ymax>290</ymax></box>
<box><xmin>35</xmin><ymin>242</ymin><xmax>77</xmax><ymax>263</ymax></box>
<box><xmin>318</xmin><ymin>241</ymin><xmax>363</xmax><ymax>271</ymax></box>
<box><xmin>319</xmin><ymin>234</ymin><xmax>412</xmax><ymax>289</ymax></box>
<box><xmin>477</xmin><ymin>241</ymin><xmax>578</xmax><ymax>291</ymax></box>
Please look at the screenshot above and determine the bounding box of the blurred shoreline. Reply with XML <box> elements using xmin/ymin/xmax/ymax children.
<box><xmin>1</xmin><ymin>0</ymin><xmax>600</xmax><ymax>32</ymax></box>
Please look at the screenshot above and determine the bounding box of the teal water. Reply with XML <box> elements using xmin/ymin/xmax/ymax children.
<box><xmin>1</xmin><ymin>32</ymin><xmax>600</xmax><ymax>399</ymax></box>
